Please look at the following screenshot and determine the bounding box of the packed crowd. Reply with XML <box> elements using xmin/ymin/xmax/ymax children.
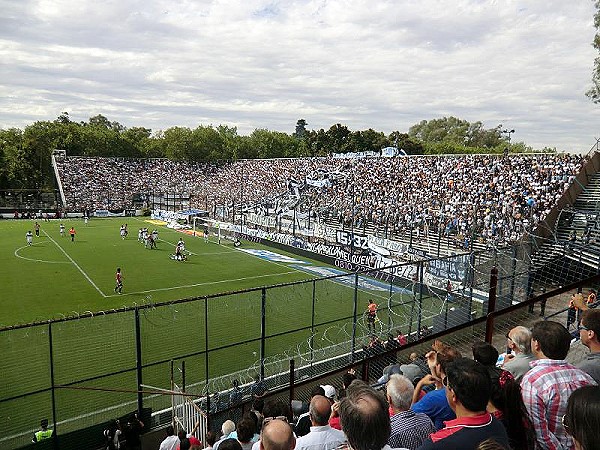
<box><xmin>55</xmin><ymin>153</ymin><xmax>583</xmax><ymax>244</ymax></box>
<box><xmin>33</xmin><ymin>296</ymin><xmax>599</xmax><ymax>449</ymax></box>
<box><xmin>166</xmin><ymin>298</ymin><xmax>598</xmax><ymax>450</ymax></box>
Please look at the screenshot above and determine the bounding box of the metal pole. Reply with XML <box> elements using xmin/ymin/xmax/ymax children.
<box><xmin>260</xmin><ymin>288</ymin><xmax>266</xmax><ymax>380</ymax></box>
<box><xmin>485</xmin><ymin>267</ymin><xmax>499</xmax><ymax>343</ymax></box>
<box><xmin>48</xmin><ymin>322</ymin><xmax>59</xmax><ymax>450</ymax></box>
<box><xmin>134</xmin><ymin>308</ymin><xmax>144</xmax><ymax>415</ymax></box>
<box><xmin>351</xmin><ymin>273</ymin><xmax>359</xmax><ymax>362</ymax></box>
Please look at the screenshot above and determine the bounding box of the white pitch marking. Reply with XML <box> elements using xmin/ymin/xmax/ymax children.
<box><xmin>14</xmin><ymin>244</ymin><xmax>71</xmax><ymax>264</ymax></box>
<box><xmin>105</xmin><ymin>271</ymin><xmax>298</xmax><ymax>297</ymax></box>
<box><xmin>43</xmin><ymin>230</ymin><xmax>107</xmax><ymax>297</ymax></box>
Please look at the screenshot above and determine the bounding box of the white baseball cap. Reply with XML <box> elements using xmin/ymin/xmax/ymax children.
<box><xmin>320</xmin><ymin>384</ymin><xmax>336</xmax><ymax>399</ymax></box>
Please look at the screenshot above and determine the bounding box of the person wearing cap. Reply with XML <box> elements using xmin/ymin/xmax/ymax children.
<box><xmin>320</xmin><ymin>385</ymin><xmax>336</xmax><ymax>402</ymax></box>
<box><xmin>32</xmin><ymin>418</ymin><xmax>54</xmax><ymax>442</ymax></box>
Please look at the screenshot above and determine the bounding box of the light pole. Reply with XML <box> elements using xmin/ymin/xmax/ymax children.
<box><xmin>501</xmin><ymin>128</ymin><xmax>515</xmax><ymax>143</ymax></box>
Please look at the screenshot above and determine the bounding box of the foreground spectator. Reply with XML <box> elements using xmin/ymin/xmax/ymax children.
<box><xmin>260</xmin><ymin>418</ymin><xmax>295</xmax><ymax>450</ymax></box>
<box><xmin>473</xmin><ymin>341</ymin><xmax>535</xmax><ymax>450</ymax></box>
<box><xmin>521</xmin><ymin>321</ymin><xmax>596</xmax><ymax>450</ymax></box>
<box><xmin>295</xmin><ymin>385</ymin><xmax>326</xmax><ymax>437</ymax></box>
<box><xmin>416</xmin><ymin>358</ymin><xmax>509</xmax><ymax>450</ymax></box>
<box><xmin>337</xmin><ymin>381</ymin><xmax>399</xmax><ymax>450</ymax></box>
<box><xmin>159</xmin><ymin>425</ymin><xmax>179</xmax><ymax>450</ymax></box>
<box><xmin>411</xmin><ymin>341</ymin><xmax>461</xmax><ymax>430</ymax></box>
<box><xmin>502</xmin><ymin>326</ymin><xmax>534</xmax><ymax>382</ymax></box>
<box><xmin>577</xmin><ymin>309</ymin><xmax>600</xmax><ymax>383</ymax></box>
<box><xmin>386</xmin><ymin>374</ymin><xmax>435</xmax><ymax>450</ymax></box>
<box><xmin>563</xmin><ymin>385</ymin><xmax>600</xmax><ymax>450</ymax></box>
<box><xmin>294</xmin><ymin>395</ymin><xmax>346</xmax><ymax>450</ymax></box>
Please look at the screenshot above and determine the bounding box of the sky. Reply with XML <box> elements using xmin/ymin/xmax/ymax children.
<box><xmin>1</xmin><ymin>0</ymin><xmax>599</xmax><ymax>153</ymax></box>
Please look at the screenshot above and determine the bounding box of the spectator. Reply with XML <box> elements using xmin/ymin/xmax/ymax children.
<box><xmin>411</xmin><ymin>341</ymin><xmax>462</xmax><ymax>430</ymax></box>
<box><xmin>221</xmin><ymin>438</ymin><xmax>243</xmax><ymax>450</ymax></box>
<box><xmin>502</xmin><ymin>326</ymin><xmax>535</xmax><ymax>382</ymax></box>
<box><xmin>521</xmin><ymin>321</ymin><xmax>596</xmax><ymax>450</ymax></box>
<box><xmin>294</xmin><ymin>395</ymin><xmax>346</xmax><ymax>450</ymax></box>
<box><xmin>214</xmin><ymin>420</ymin><xmax>237</xmax><ymax>450</ymax></box>
<box><xmin>472</xmin><ymin>342</ymin><xmax>535</xmax><ymax>450</ymax></box>
<box><xmin>403</xmin><ymin>353</ymin><xmax>429</xmax><ymax>382</ymax></box>
<box><xmin>295</xmin><ymin>385</ymin><xmax>326</xmax><ymax>437</ymax></box>
<box><xmin>104</xmin><ymin>419</ymin><xmax>122</xmax><ymax>450</ymax></box>
<box><xmin>386</xmin><ymin>374</ymin><xmax>435</xmax><ymax>450</ymax></box>
<box><xmin>416</xmin><ymin>358</ymin><xmax>509</xmax><ymax>450</ymax></box>
<box><xmin>577</xmin><ymin>308</ymin><xmax>600</xmax><ymax>383</ymax></box>
<box><xmin>563</xmin><ymin>385</ymin><xmax>600</xmax><ymax>450</ymax></box>
<box><xmin>123</xmin><ymin>413</ymin><xmax>144</xmax><ymax>450</ymax></box>
<box><xmin>260</xmin><ymin>418</ymin><xmax>295</xmax><ymax>450</ymax></box>
<box><xmin>159</xmin><ymin>425</ymin><xmax>179</xmax><ymax>450</ymax></box>
<box><xmin>205</xmin><ymin>431</ymin><xmax>218</xmax><ymax>450</ymax></box>
<box><xmin>251</xmin><ymin>399</ymin><xmax>294</xmax><ymax>450</ymax></box>
<box><xmin>337</xmin><ymin>382</ymin><xmax>395</xmax><ymax>450</ymax></box>
<box><xmin>236</xmin><ymin>417</ymin><xmax>257</xmax><ymax>450</ymax></box>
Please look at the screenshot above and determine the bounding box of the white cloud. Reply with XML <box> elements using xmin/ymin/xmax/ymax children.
<box><xmin>1</xmin><ymin>0</ymin><xmax>599</xmax><ymax>152</ymax></box>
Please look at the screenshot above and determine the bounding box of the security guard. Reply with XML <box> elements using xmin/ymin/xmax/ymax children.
<box><xmin>32</xmin><ymin>418</ymin><xmax>53</xmax><ymax>442</ymax></box>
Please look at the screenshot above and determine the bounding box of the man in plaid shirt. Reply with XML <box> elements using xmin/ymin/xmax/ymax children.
<box><xmin>521</xmin><ymin>320</ymin><xmax>596</xmax><ymax>450</ymax></box>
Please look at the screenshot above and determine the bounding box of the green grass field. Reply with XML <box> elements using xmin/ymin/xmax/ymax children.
<box><xmin>1</xmin><ymin>217</ymin><xmax>316</xmax><ymax>327</ymax></box>
<box><xmin>0</xmin><ymin>217</ymin><xmax>446</xmax><ymax>448</ymax></box>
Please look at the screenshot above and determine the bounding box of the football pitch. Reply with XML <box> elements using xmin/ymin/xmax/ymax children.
<box><xmin>0</xmin><ymin>217</ymin><xmax>317</xmax><ymax>327</ymax></box>
<box><xmin>0</xmin><ymin>217</ymin><xmax>445</xmax><ymax>447</ymax></box>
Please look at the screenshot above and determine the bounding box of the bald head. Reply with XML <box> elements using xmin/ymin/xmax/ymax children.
<box><xmin>260</xmin><ymin>420</ymin><xmax>295</xmax><ymax>450</ymax></box>
<box><xmin>309</xmin><ymin>395</ymin><xmax>332</xmax><ymax>425</ymax></box>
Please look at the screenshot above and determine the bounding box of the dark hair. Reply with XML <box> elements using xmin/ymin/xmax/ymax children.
<box><xmin>565</xmin><ymin>385</ymin><xmax>600</xmax><ymax>450</ymax></box>
<box><xmin>472</xmin><ymin>341</ymin><xmax>499</xmax><ymax>367</ymax></box>
<box><xmin>205</xmin><ymin>430</ymin><xmax>218</xmax><ymax>446</ymax></box>
<box><xmin>582</xmin><ymin>309</ymin><xmax>600</xmax><ymax>336</ymax></box>
<box><xmin>180</xmin><ymin>438</ymin><xmax>191</xmax><ymax>450</ymax></box>
<box><xmin>218</xmin><ymin>438</ymin><xmax>242</xmax><ymax>450</ymax></box>
<box><xmin>437</xmin><ymin>346</ymin><xmax>462</xmax><ymax>374</ymax></box>
<box><xmin>445</xmin><ymin>358</ymin><xmax>490</xmax><ymax>412</ymax></box>
<box><xmin>262</xmin><ymin>399</ymin><xmax>293</xmax><ymax>422</ymax></box>
<box><xmin>531</xmin><ymin>321</ymin><xmax>571</xmax><ymax>360</ymax></box>
<box><xmin>310</xmin><ymin>385</ymin><xmax>326</xmax><ymax>397</ymax></box>
<box><xmin>166</xmin><ymin>425</ymin><xmax>175</xmax><ymax>436</ymax></box>
<box><xmin>236</xmin><ymin>417</ymin><xmax>255</xmax><ymax>443</ymax></box>
<box><xmin>338</xmin><ymin>385</ymin><xmax>390</xmax><ymax>450</ymax></box>
<box><xmin>342</xmin><ymin>372</ymin><xmax>357</xmax><ymax>389</ymax></box>
<box><xmin>487</xmin><ymin>367</ymin><xmax>535</xmax><ymax>450</ymax></box>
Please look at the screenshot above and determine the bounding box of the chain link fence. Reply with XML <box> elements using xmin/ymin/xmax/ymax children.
<box><xmin>2</xmin><ymin>241</ymin><xmax>599</xmax><ymax>449</ymax></box>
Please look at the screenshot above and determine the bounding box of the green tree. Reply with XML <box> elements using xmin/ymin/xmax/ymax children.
<box><xmin>294</xmin><ymin>119</ymin><xmax>308</xmax><ymax>140</ymax></box>
<box><xmin>587</xmin><ymin>1</ymin><xmax>600</xmax><ymax>102</ymax></box>
<box><xmin>326</xmin><ymin>124</ymin><xmax>351</xmax><ymax>153</ymax></box>
<box><xmin>163</xmin><ymin>127</ymin><xmax>194</xmax><ymax>160</ymax></box>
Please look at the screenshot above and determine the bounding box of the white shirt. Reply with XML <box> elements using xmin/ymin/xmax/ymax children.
<box><xmin>159</xmin><ymin>435</ymin><xmax>179</xmax><ymax>450</ymax></box>
<box><xmin>294</xmin><ymin>425</ymin><xmax>346</xmax><ymax>450</ymax></box>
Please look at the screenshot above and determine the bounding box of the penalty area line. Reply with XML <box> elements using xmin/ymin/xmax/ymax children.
<box><xmin>105</xmin><ymin>271</ymin><xmax>299</xmax><ymax>297</ymax></box>
<box><xmin>43</xmin><ymin>230</ymin><xmax>107</xmax><ymax>298</ymax></box>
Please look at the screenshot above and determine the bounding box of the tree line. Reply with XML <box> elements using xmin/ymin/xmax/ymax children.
<box><xmin>0</xmin><ymin>113</ymin><xmax>540</xmax><ymax>190</ymax></box>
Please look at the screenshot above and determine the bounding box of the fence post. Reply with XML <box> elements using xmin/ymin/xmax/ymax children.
<box><xmin>351</xmin><ymin>273</ymin><xmax>359</xmax><ymax>363</ymax></box>
<box><xmin>417</xmin><ymin>262</ymin><xmax>424</xmax><ymax>339</ymax></box>
<box><xmin>48</xmin><ymin>322</ymin><xmax>59</xmax><ymax>450</ymax></box>
<box><xmin>289</xmin><ymin>359</ymin><xmax>295</xmax><ymax>406</ymax></box>
<box><xmin>260</xmin><ymin>287</ymin><xmax>266</xmax><ymax>380</ymax></box>
<box><xmin>310</xmin><ymin>280</ymin><xmax>316</xmax><ymax>372</ymax></box>
<box><xmin>485</xmin><ymin>267</ymin><xmax>498</xmax><ymax>343</ymax></box>
<box><xmin>134</xmin><ymin>307</ymin><xmax>144</xmax><ymax>415</ymax></box>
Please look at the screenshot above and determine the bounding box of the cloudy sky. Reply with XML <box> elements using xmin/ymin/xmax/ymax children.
<box><xmin>1</xmin><ymin>0</ymin><xmax>599</xmax><ymax>152</ymax></box>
